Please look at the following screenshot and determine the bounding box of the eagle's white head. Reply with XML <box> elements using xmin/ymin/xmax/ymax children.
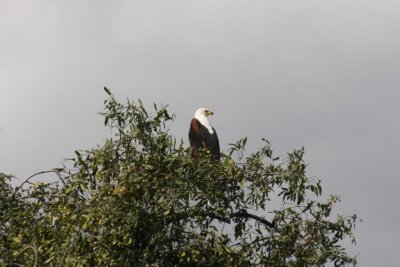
<box><xmin>194</xmin><ymin>108</ymin><xmax>214</xmax><ymax>134</ymax></box>
<box><xmin>194</xmin><ymin>108</ymin><xmax>214</xmax><ymax>117</ymax></box>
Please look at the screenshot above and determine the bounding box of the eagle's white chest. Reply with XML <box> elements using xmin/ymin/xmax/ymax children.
<box><xmin>195</xmin><ymin>114</ymin><xmax>214</xmax><ymax>134</ymax></box>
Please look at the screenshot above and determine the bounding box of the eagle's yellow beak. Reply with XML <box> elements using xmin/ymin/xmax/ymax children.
<box><xmin>207</xmin><ymin>110</ymin><xmax>214</xmax><ymax>116</ymax></box>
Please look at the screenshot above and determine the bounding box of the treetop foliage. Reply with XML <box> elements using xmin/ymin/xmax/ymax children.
<box><xmin>0</xmin><ymin>88</ymin><xmax>359</xmax><ymax>266</ymax></box>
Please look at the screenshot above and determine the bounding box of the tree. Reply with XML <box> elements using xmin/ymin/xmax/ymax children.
<box><xmin>0</xmin><ymin>88</ymin><xmax>359</xmax><ymax>266</ymax></box>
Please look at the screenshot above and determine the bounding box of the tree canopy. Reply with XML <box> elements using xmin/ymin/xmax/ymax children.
<box><xmin>0</xmin><ymin>88</ymin><xmax>359</xmax><ymax>266</ymax></box>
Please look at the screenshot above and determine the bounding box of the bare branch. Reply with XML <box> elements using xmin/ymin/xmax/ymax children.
<box><xmin>205</xmin><ymin>210</ymin><xmax>275</xmax><ymax>228</ymax></box>
<box><xmin>232</xmin><ymin>211</ymin><xmax>275</xmax><ymax>228</ymax></box>
<box><xmin>17</xmin><ymin>169</ymin><xmax>65</xmax><ymax>191</ymax></box>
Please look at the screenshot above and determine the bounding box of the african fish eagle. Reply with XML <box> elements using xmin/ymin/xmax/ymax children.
<box><xmin>189</xmin><ymin>108</ymin><xmax>220</xmax><ymax>160</ymax></box>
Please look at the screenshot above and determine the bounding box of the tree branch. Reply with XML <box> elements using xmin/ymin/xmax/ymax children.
<box><xmin>205</xmin><ymin>210</ymin><xmax>275</xmax><ymax>228</ymax></box>
<box><xmin>16</xmin><ymin>169</ymin><xmax>65</xmax><ymax>191</ymax></box>
<box><xmin>232</xmin><ymin>211</ymin><xmax>275</xmax><ymax>228</ymax></box>
<box><xmin>206</xmin><ymin>212</ymin><xmax>231</xmax><ymax>224</ymax></box>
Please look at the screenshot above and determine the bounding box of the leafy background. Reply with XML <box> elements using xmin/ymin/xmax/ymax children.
<box><xmin>1</xmin><ymin>94</ymin><xmax>358</xmax><ymax>265</ymax></box>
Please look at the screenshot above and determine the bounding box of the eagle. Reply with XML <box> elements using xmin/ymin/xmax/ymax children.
<box><xmin>189</xmin><ymin>108</ymin><xmax>220</xmax><ymax>160</ymax></box>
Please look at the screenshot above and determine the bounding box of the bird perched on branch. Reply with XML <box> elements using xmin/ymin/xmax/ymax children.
<box><xmin>189</xmin><ymin>108</ymin><xmax>220</xmax><ymax>160</ymax></box>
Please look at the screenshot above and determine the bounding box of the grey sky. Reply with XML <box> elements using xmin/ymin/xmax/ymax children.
<box><xmin>1</xmin><ymin>1</ymin><xmax>399</xmax><ymax>265</ymax></box>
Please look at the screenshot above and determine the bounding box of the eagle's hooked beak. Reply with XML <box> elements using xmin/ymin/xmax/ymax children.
<box><xmin>207</xmin><ymin>110</ymin><xmax>214</xmax><ymax>116</ymax></box>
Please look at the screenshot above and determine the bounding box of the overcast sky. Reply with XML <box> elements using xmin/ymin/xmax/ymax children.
<box><xmin>1</xmin><ymin>1</ymin><xmax>399</xmax><ymax>265</ymax></box>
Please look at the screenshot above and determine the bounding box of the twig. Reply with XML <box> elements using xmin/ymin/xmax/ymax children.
<box><xmin>53</xmin><ymin>168</ymin><xmax>67</xmax><ymax>186</ymax></box>
<box><xmin>32</xmin><ymin>242</ymin><xmax>38</xmax><ymax>267</ymax></box>
<box><xmin>17</xmin><ymin>169</ymin><xmax>65</xmax><ymax>191</ymax></box>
